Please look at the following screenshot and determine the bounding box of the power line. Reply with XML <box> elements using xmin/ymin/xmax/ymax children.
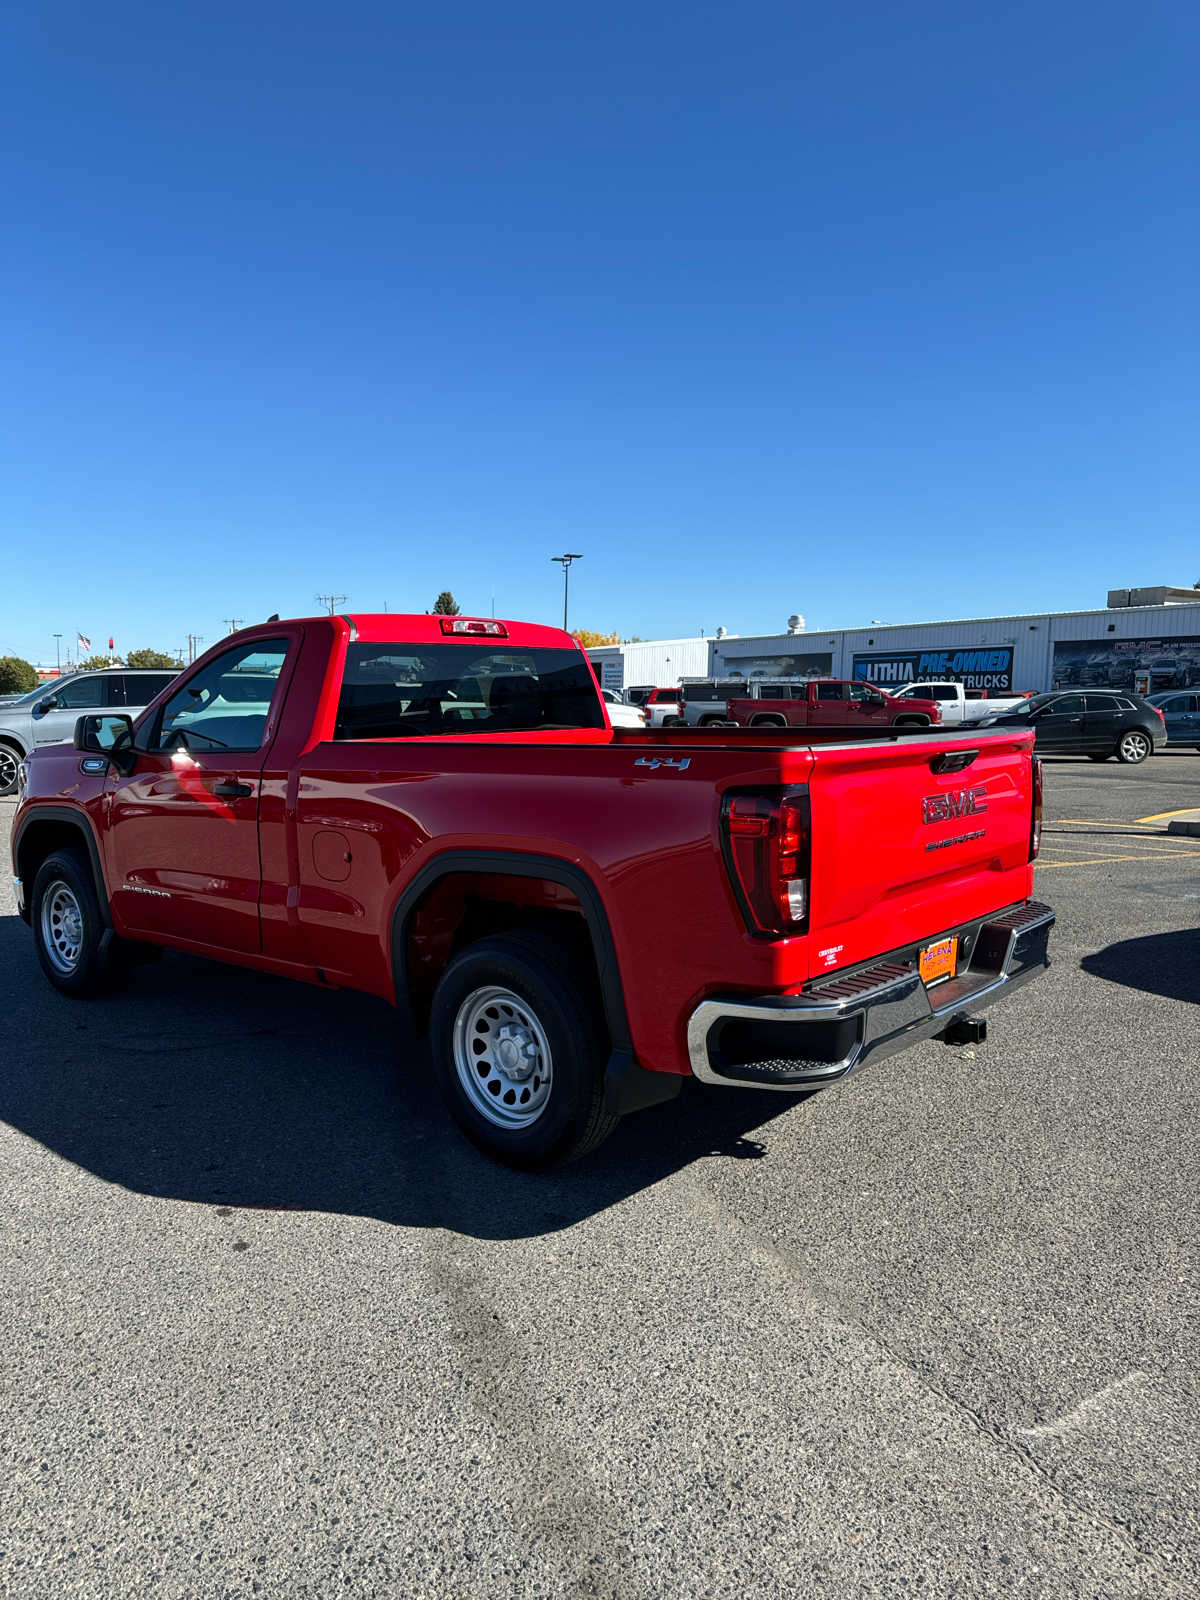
<box><xmin>315</xmin><ymin>592</ymin><xmax>347</xmax><ymax>615</ymax></box>
<box><xmin>223</xmin><ymin>617</ymin><xmax>244</xmax><ymax>635</ymax></box>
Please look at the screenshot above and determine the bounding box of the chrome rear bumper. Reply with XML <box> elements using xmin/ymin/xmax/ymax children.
<box><xmin>687</xmin><ymin>901</ymin><xmax>1054</xmax><ymax>1090</ymax></box>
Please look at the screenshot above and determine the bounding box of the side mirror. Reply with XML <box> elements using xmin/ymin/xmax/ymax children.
<box><xmin>74</xmin><ymin>714</ymin><xmax>135</xmax><ymax>770</ymax></box>
<box><xmin>36</xmin><ymin>696</ymin><xmax>57</xmax><ymax>714</ymax></box>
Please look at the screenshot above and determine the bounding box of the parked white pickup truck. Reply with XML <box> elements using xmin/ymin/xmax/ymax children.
<box><xmin>887</xmin><ymin>682</ymin><xmax>1030</xmax><ymax>726</ymax></box>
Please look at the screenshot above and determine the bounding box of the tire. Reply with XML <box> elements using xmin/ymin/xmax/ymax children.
<box><xmin>1087</xmin><ymin>753</ymin><xmax>1111</xmax><ymax>763</ymax></box>
<box><xmin>663</xmin><ymin>716</ymin><xmax>685</xmax><ymax>728</ymax></box>
<box><xmin>0</xmin><ymin>742</ymin><xmax>23</xmax><ymax>798</ymax></box>
<box><xmin>429</xmin><ymin>930</ymin><xmax>619</xmax><ymax>1169</ymax></box>
<box><xmin>894</xmin><ymin>717</ymin><xmax>929</xmax><ymax>728</ymax></box>
<box><xmin>30</xmin><ymin>848</ymin><xmax>121</xmax><ymax>997</ymax></box>
<box><xmin>1116</xmin><ymin>729</ymin><xmax>1152</xmax><ymax>764</ymax></box>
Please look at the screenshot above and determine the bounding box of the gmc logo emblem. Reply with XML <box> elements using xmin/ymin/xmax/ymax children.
<box><xmin>923</xmin><ymin>786</ymin><xmax>988</xmax><ymax>824</ymax></box>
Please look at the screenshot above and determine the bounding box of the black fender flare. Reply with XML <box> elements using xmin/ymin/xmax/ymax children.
<box><xmin>388</xmin><ymin>849</ymin><xmax>679</xmax><ymax>1118</ymax></box>
<box><xmin>12</xmin><ymin>805</ymin><xmax>113</xmax><ymax>931</ymax></box>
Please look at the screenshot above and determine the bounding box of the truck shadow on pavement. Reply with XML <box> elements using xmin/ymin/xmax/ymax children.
<box><xmin>1081</xmin><ymin>927</ymin><xmax>1200</xmax><ymax>1005</ymax></box>
<box><xmin>0</xmin><ymin>916</ymin><xmax>798</xmax><ymax>1240</ymax></box>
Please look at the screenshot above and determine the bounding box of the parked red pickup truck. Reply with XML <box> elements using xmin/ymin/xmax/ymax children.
<box><xmin>728</xmin><ymin>679</ymin><xmax>943</xmax><ymax>729</ymax></box>
<box><xmin>11</xmin><ymin>614</ymin><xmax>1052</xmax><ymax>1168</ymax></box>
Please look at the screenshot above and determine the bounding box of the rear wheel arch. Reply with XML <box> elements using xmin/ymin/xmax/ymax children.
<box><xmin>388</xmin><ymin>851</ymin><xmax>631</xmax><ymax>1053</ymax></box>
<box><xmin>14</xmin><ymin>808</ymin><xmax>112</xmax><ymax>929</ymax></box>
<box><xmin>894</xmin><ymin>715</ymin><xmax>930</xmax><ymax>727</ymax></box>
<box><xmin>750</xmin><ymin>714</ymin><xmax>787</xmax><ymax>728</ymax></box>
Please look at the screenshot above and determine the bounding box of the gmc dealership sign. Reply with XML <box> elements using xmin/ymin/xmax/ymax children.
<box><xmin>853</xmin><ymin>647</ymin><xmax>1015</xmax><ymax>692</ymax></box>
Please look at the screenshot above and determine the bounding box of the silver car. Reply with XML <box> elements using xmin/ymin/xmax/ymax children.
<box><xmin>0</xmin><ymin>668</ymin><xmax>178</xmax><ymax>796</ymax></box>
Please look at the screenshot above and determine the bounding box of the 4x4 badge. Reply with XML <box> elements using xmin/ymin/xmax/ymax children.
<box><xmin>635</xmin><ymin>757</ymin><xmax>691</xmax><ymax>772</ymax></box>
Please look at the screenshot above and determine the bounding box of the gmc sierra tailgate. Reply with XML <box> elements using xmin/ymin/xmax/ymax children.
<box><xmin>804</xmin><ymin>728</ymin><xmax>1037</xmax><ymax>976</ymax></box>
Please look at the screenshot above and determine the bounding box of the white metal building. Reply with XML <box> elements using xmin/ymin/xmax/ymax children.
<box><xmin>588</xmin><ymin>634</ymin><xmax>722</xmax><ymax>694</ymax></box>
<box><xmin>589</xmin><ymin>587</ymin><xmax>1200</xmax><ymax>699</ymax></box>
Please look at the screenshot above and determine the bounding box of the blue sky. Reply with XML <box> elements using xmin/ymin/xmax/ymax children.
<box><xmin>3</xmin><ymin>1</ymin><xmax>1197</xmax><ymax>665</ymax></box>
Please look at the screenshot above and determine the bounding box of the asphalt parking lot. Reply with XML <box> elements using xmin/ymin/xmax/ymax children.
<box><xmin>1</xmin><ymin>754</ymin><xmax>1197</xmax><ymax>1599</ymax></box>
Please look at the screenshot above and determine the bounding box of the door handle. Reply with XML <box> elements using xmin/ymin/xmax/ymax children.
<box><xmin>212</xmin><ymin>780</ymin><xmax>254</xmax><ymax>799</ymax></box>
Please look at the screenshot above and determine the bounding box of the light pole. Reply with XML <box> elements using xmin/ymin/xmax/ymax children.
<box><xmin>551</xmin><ymin>553</ymin><xmax>582</xmax><ymax>632</ymax></box>
<box><xmin>53</xmin><ymin>634</ymin><xmax>62</xmax><ymax>674</ymax></box>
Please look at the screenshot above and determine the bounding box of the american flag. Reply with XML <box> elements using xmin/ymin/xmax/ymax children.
<box><xmin>77</xmin><ymin>633</ymin><xmax>91</xmax><ymax>652</ymax></box>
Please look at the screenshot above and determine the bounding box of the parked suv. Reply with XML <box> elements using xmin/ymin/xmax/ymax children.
<box><xmin>625</xmin><ymin>687</ymin><xmax>684</xmax><ymax>728</ymax></box>
<box><xmin>1146</xmin><ymin>690</ymin><xmax>1200</xmax><ymax>749</ymax></box>
<box><xmin>0</xmin><ymin>668</ymin><xmax>178</xmax><ymax>796</ymax></box>
<box><xmin>979</xmin><ymin>691</ymin><xmax>1166</xmax><ymax>763</ymax></box>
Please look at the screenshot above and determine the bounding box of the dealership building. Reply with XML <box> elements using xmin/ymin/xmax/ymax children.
<box><xmin>588</xmin><ymin>585</ymin><xmax>1200</xmax><ymax>699</ymax></box>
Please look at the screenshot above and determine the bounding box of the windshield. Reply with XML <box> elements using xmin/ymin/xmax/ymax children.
<box><xmin>0</xmin><ymin>679</ymin><xmax>65</xmax><ymax>706</ymax></box>
<box><xmin>993</xmin><ymin>695</ymin><xmax>1053</xmax><ymax>718</ymax></box>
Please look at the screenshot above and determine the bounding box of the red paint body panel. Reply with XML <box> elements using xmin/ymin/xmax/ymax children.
<box><xmin>13</xmin><ymin>616</ymin><xmax>1038</xmax><ymax>1080</ymax></box>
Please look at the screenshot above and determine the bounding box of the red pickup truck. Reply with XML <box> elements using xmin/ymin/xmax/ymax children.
<box><xmin>11</xmin><ymin>614</ymin><xmax>1052</xmax><ymax>1168</ymax></box>
<box><xmin>728</xmin><ymin>679</ymin><xmax>943</xmax><ymax>729</ymax></box>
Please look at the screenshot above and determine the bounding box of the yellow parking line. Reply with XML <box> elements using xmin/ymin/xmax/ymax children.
<box><xmin>1041</xmin><ymin>837</ymin><xmax>1196</xmax><ymax>854</ymax></box>
<box><xmin>1137</xmin><ymin>808</ymin><xmax>1200</xmax><ymax>823</ymax></box>
<box><xmin>1036</xmin><ymin>849</ymin><xmax>1200</xmax><ymax>869</ymax></box>
<box><xmin>1051</xmin><ymin>818</ymin><xmax>1162</xmax><ymax>828</ymax></box>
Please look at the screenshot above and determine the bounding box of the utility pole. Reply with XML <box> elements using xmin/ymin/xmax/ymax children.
<box><xmin>551</xmin><ymin>554</ymin><xmax>582</xmax><ymax>632</ymax></box>
<box><xmin>187</xmin><ymin>634</ymin><xmax>205</xmax><ymax>663</ymax></box>
<box><xmin>52</xmin><ymin>634</ymin><xmax>62</xmax><ymax>673</ymax></box>
<box><xmin>315</xmin><ymin>592</ymin><xmax>347</xmax><ymax>615</ymax></box>
<box><xmin>223</xmin><ymin>617</ymin><xmax>244</xmax><ymax>636</ymax></box>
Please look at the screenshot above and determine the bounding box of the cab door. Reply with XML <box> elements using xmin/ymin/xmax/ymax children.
<box><xmin>1033</xmin><ymin>694</ymin><xmax>1085</xmax><ymax>751</ymax></box>
<box><xmin>809</xmin><ymin>681</ymin><xmax>849</xmax><ymax>725</ymax></box>
<box><xmin>104</xmin><ymin>637</ymin><xmax>296</xmax><ymax>954</ymax></box>
<box><xmin>1080</xmin><ymin>693</ymin><xmax>1124</xmax><ymax>751</ymax></box>
<box><xmin>848</xmin><ymin>682</ymin><xmax>890</xmax><ymax>724</ymax></box>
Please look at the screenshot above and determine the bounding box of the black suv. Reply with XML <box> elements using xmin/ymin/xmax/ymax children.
<box><xmin>980</xmin><ymin>691</ymin><xmax>1166</xmax><ymax>764</ymax></box>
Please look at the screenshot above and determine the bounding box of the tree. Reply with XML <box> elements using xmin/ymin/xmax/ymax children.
<box><xmin>0</xmin><ymin>656</ymin><xmax>37</xmax><ymax>694</ymax></box>
<box><xmin>432</xmin><ymin>591</ymin><xmax>461</xmax><ymax>615</ymax></box>
<box><xmin>76</xmin><ymin>654</ymin><xmax>121</xmax><ymax>670</ymax></box>
<box><xmin>126</xmin><ymin>648</ymin><xmax>177</xmax><ymax>669</ymax></box>
<box><xmin>572</xmin><ymin>629</ymin><xmax>620</xmax><ymax>648</ymax></box>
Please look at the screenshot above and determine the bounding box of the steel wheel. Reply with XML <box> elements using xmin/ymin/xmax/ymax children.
<box><xmin>452</xmin><ymin>984</ymin><xmax>554</xmax><ymax>1130</ymax></box>
<box><xmin>1118</xmin><ymin>730</ymin><xmax>1151</xmax><ymax>764</ymax></box>
<box><xmin>40</xmin><ymin>880</ymin><xmax>85</xmax><ymax>975</ymax></box>
<box><xmin>0</xmin><ymin>745</ymin><xmax>20</xmax><ymax>796</ymax></box>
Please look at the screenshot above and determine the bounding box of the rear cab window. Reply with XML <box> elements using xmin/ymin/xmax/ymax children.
<box><xmin>334</xmin><ymin>644</ymin><xmax>606</xmax><ymax>738</ymax></box>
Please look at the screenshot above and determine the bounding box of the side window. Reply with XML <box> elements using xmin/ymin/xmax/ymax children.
<box><xmin>1085</xmin><ymin>694</ymin><xmax>1119</xmax><ymax>711</ymax></box>
<box><xmin>104</xmin><ymin>676</ymin><xmax>130</xmax><ymax>707</ymax></box>
<box><xmin>152</xmin><ymin>640</ymin><xmax>289</xmax><ymax>754</ymax></box>
<box><xmin>111</xmin><ymin>673</ymin><xmax>175</xmax><ymax>708</ymax></box>
<box><xmin>816</xmin><ymin>682</ymin><xmax>845</xmax><ymax>701</ymax></box>
<box><xmin>52</xmin><ymin>676</ymin><xmax>104</xmax><ymax>709</ymax></box>
<box><xmin>909</xmin><ymin>684</ymin><xmax>932</xmax><ymax>698</ymax></box>
<box><xmin>934</xmin><ymin>686</ymin><xmax>957</xmax><ymax>701</ymax></box>
<box><xmin>850</xmin><ymin>684</ymin><xmax>884</xmax><ymax>704</ymax></box>
<box><xmin>1050</xmin><ymin>695</ymin><xmax>1084</xmax><ymax>715</ymax></box>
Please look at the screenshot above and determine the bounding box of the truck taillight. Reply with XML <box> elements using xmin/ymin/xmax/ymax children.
<box><xmin>723</xmin><ymin>788</ymin><xmax>811</xmax><ymax>936</ymax></box>
<box><xmin>1030</xmin><ymin>756</ymin><xmax>1043</xmax><ymax>860</ymax></box>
